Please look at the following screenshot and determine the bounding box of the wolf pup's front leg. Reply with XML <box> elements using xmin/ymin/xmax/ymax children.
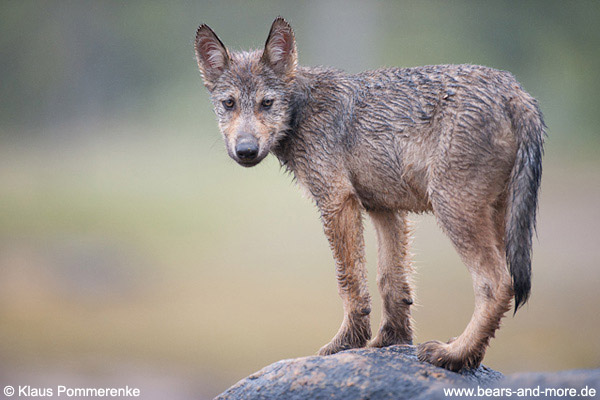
<box><xmin>368</xmin><ymin>210</ymin><xmax>414</xmax><ymax>347</ymax></box>
<box><xmin>317</xmin><ymin>194</ymin><xmax>372</xmax><ymax>356</ymax></box>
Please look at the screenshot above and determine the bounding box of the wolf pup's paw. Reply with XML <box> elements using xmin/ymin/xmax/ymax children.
<box><xmin>368</xmin><ymin>323</ymin><xmax>412</xmax><ymax>348</ymax></box>
<box><xmin>317</xmin><ymin>324</ymin><xmax>370</xmax><ymax>356</ymax></box>
<box><xmin>417</xmin><ymin>340</ymin><xmax>482</xmax><ymax>372</ymax></box>
<box><xmin>317</xmin><ymin>335</ymin><xmax>369</xmax><ymax>356</ymax></box>
<box><xmin>317</xmin><ymin>340</ymin><xmax>352</xmax><ymax>356</ymax></box>
<box><xmin>369</xmin><ymin>335</ymin><xmax>412</xmax><ymax>348</ymax></box>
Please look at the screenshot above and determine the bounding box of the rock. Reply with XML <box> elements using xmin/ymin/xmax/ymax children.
<box><xmin>216</xmin><ymin>345</ymin><xmax>600</xmax><ymax>399</ymax></box>
<box><xmin>215</xmin><ymin>345</ymin><xmax>503</xmax><ymax>400</ymax></box>
<box><xmin>497</xmin><ymin>369</ymin><xmax>600</xmax><ymax>397</ymax></box>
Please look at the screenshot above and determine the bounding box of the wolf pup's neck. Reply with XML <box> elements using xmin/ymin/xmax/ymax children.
<box><xmin>271</xmin><ymin>65</ymin><xmax>345</xmax><ymax>169</ymax></box>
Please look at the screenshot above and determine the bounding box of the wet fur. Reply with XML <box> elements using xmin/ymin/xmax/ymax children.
<box><xmin>194</xmin><ymin>17</ymin><xmax>545</xmax><ymax>371</ymax></box>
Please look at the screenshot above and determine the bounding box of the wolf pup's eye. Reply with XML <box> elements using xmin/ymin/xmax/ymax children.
<box><xmin>261</xmin><ymin>99</ymin><xmax>273</xmax><ymax>109</ymax></box>
<box><xmin>222</xmin><ymin>99</ymin><xmax>235</xmax><ymax>110</ymax></box>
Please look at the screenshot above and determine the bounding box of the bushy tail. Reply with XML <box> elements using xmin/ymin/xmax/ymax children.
<box><xmin>506</xmin><ymin>93</ymin><xmax>546</xmax><ymax>313</ymax></box>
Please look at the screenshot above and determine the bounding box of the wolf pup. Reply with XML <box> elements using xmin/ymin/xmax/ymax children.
<box><xmin>194</xmin><ymin>17</ymin><xmax>545</xmax><ymax>371</ymax></box>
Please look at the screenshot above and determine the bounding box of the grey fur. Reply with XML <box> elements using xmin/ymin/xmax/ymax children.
<box><xmin>194</xmin><ymin>17</ymin><xmax>545</xmax><ymax>371</ymax></box>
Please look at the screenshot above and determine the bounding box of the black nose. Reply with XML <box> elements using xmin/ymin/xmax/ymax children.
<box><xmin>235</xmin><ymin>138</ymin><xmax>259</xmax><ymax>160</ymax></box>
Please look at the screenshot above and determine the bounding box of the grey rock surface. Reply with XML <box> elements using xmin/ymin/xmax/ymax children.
<box><xmin>216</xmin><ymin>345</ymin><xmax>600</xmax><ymax>399</ymax></box>
<box><xmin>215</xmin><ymin>345</ymin><xmax>504</xmax><ymax>400</ymax></box>
<box><xmin>495</xmin><ymin>369</ymin><xmax>600</xmax><ymax>399</ymax></box>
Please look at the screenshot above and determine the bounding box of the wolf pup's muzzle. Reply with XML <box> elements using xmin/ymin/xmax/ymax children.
<box><xmin>234</xmin><ymin>134</ymin><xmax>262</xmax><ymax>167</ymax></box>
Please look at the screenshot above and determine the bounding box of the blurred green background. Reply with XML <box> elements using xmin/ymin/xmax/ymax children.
<box><xmin>1</xmin><ymin>1</ymin><xmax>599</xmax><ymax>398</ymax></box>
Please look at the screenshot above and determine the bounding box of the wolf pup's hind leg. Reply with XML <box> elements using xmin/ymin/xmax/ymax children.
<box><xmin>417</xmin><ymin>199</ymin><xmax>513</xmax><ymax>371</ymax></box>
<box><xmin>417</xmin><ymin>143</ymin><xmax>514</xmax><ymax>371</ymax></box>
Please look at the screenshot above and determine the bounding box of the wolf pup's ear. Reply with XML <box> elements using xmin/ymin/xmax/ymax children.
<box><xmin>195</xmin><ymin>24</ymin><xmax>230</xmax><ymax>90</ymax></box>
<box><xmin>261</xmin><ymin>17</ymin><xmax>297</xmax><ymax>78</ymax></box>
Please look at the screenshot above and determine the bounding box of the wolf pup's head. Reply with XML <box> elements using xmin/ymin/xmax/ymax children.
<box><xmin>195</xmin><ymin>17</ymin><xmax>297</xmax><ymax>167</ymax></box>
